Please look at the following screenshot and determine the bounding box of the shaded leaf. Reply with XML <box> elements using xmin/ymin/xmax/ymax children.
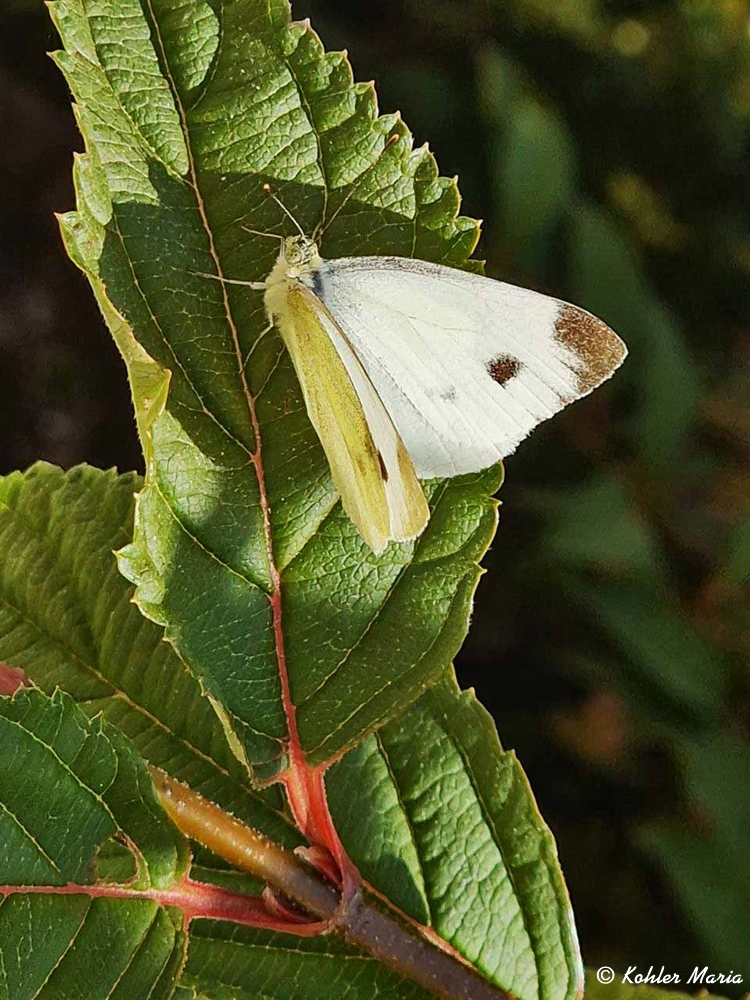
<box><xmin>534</xmin><ymin>476</ymin><xmax>662</xmax><ymax>581</ymax></box>
<box><xmin>724</xmin><ymin>515</ymin><xmax>750</xmax><ymax>587</ymax></box>
<box><xmin>584</xmin><ymin>971</ymin><xmax>734</xmax><ymax>1000</ymax></box>
<box><xmin>497</xmin><ymin>97</ymin><xmax>577</xmax><ymax>275</ymax></box>
<box><xmin>567</xmin><ymin>203</ymin><xmax>700</xmax><ymax>466</ymax></box>
<box><xmin>566</xmin><ymin>577</ymin><xmax>726</xmax><ymax>725</ymax></box>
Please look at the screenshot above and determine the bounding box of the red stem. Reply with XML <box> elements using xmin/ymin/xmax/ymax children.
<box><xmin>0</xmin><ymin>878</ymin><xmax>324</xmax><ymax>936</ymax></box>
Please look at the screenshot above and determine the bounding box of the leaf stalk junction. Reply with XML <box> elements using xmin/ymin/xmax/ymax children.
<box><xmin>152</xmin><ymin>770</ymin><xmax>512</xmax><ymax>1000</ymax></box>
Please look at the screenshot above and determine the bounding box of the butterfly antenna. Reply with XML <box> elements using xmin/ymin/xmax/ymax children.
<box><xmin>317</xmin><ymin>133</ymin><xmax>401</xmax><ymax>239</ymax></box>
<box><xmin>188</xmin><ymin>269</ymin><xmax>265</xmax><ymax>290</ymax></box>
<box><xmin>262</xmin><ymin>183</ymin><xmax>306</xmax><ymax>237</ymax></box>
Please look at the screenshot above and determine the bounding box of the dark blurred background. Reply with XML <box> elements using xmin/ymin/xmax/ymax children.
<box><xmin>2</xmin><ymin>0</ymin><xmax>749</xmax><ymax>985</ymax></box>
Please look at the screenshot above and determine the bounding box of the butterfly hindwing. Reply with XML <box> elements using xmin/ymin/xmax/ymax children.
<box><xmin>314</xmin><ymin>257</ymin><xmax>627</xmax><ymax>479</ymax></box>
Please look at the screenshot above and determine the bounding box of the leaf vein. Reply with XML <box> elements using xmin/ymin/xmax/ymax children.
<box><xmin>102</xmin><ymin>904</ymin><xmax>160</xmax><ymax>999</ymax></box>
<box><xmin>0</xmin><ymin>800</ymin><xmax>62</xmax><ymax>877</ymax></box>
<box><xmin>27</xmin><ymin>897</ymin><xmax>92</xmax><ymax>1000</ymax></box>
<box><xmin>0</xmin><ymin>547</ymin><xmax>240</xmax><ymax>790</ymax></box>
<box><xmin>1</xmin><ymin>713</ymin><xmax>120</xmax><ymax>829</ymax></box>
<box><xmin>110</xmin><ymin>215</ymin><xmax>257</xmax><ymax>463</ymax></box>
<box><xmin>373</xmin><ymin>730</ymin><xmax>432</xmax><ymax>922</ymax></box>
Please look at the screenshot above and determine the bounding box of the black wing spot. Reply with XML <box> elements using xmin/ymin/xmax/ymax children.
<box><xmin>377</xmin><ymin>451</ymin><xmax>389</xmax><ymax>481</ymax></box>
<box><xmin>311</xmin><ymin>269</ymin><xmax>324</xmax><ymax>298</ymax></box>
<box><xmin>487</xmin><ymin>354</ymin><xmax>522</xmax><ymax>386</ymax></box>
<box><xmin>441</xmin><ymin>386</ymin><xmax>457</xmax><ymax>402</ymax></box>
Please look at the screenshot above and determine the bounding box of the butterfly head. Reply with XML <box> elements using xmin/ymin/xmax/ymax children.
<box><xmin>282</xmin><ymin>235</ymin><xmax>321</xmax><ymax>270</ymax></box>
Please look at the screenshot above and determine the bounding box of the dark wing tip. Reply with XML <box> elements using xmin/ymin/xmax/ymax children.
<box><xmin>555</xmin><ymin>303</ymin><xmax>627</xmax><ymax>394</ymax></box>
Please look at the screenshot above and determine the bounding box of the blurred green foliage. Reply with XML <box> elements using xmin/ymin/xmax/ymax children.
<box><xmin>301</xmin><ymin>0</ymin><xmax>750</xmax><ymax>983</ymax></box>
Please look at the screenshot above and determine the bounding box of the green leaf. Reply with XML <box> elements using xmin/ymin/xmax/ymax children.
<box><xmin>507</xmin><ymin>0</ymin><xmax>605</xmax><ymax>45</ymax></box>
<box><xmin>52</xmin><ymin>0</ymin><xmax>500</xmax><ymax>779</ymax></box>
<box><xmin>0</xmin><ymin>896</ymin><xmax>185</xmax><ymax>1000</ymax></box>
<box><xmin>497</xmin><ymin>97</ymin><xmax>577</xmax><ymax>276</ymax></box>
<box><xmin>326</xmin><ymin>675</ymin><xmax>582</xmax><ymax>1000</ymax></box>
<box><xmin>0</xmin><ymin>461</ymin><xmax>575</xmax><ymax>999</ymax></box>
<box><xmin>0</xmin><ymin>688</ymin><xmax>185</xmax><ymax>889</ymax></box>
<box><xmin>0</xmin><ymin>462</ymin><xmax>299</xmax><ymax>849</ymax></box>
<box><xmin>0</xmin><ymin>687</ymin><xmax>188</xmax><ymax>999</ymax></box>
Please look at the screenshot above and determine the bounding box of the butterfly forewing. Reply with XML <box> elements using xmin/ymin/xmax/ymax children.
<box><xmin>274</xmin><ymin>283</ymin><xmax>428</xmax><ymax>552</ymax></box>
<box><xmin>315</xmin><ymin>257</ymin><xmax>627</xmax><ymax>480</ymax></box>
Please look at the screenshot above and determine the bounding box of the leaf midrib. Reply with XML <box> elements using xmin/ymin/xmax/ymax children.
<box><xmin>0</xmin><ymin>798</ymin><xmax>62</xmax><ymax>877</ymax></box>
<box><xmin>26</xmin><ymin>896</ymin><xmax>92</xmax><ymax>1000</ymax></box>
<box><xmin>140</xmin><ymin>0</ymin><xmax>257</xmax><ymax>447</ymax></box>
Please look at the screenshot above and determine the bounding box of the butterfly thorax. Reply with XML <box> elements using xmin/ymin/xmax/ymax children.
<box><xmin>264</xmin><ymin>235</ymin><xmax>323</xmax><ymax>318</ymax></box>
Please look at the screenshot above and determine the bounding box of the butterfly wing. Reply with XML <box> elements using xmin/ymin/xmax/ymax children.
<box><xmin>274</xmin><ymin>283</ymin><xmax>429</xmax><ymax>552</ymax></box>
<box><xmin>314</xmin><ymin>257</ymin><xmax>627</xmax><ymax>479</ymax></box>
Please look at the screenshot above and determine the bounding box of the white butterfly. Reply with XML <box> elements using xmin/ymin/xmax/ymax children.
<box><xmin>216</xmin><ymin>199</ymin><xmax>626</xmax><ymax>553</ymax></box>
